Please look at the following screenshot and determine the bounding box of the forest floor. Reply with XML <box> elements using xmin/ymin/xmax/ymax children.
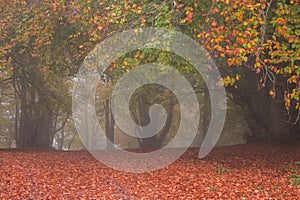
<box><xmin>0</xmin><ymin>144</ymin><xmax>299</xmax><ymax>199</ymax></box>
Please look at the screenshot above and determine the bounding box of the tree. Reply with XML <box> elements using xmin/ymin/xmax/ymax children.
<box><xmin>0</xmin><ymin>0</ymin><xmax>143</xmax><ymax>148</ymax></box>
<box><xmin>111</xmin><ymin>0</ymin><xmax>300</xmax><ymax>143</ymax></box>
<box><xmin>1</xmin><ymin>0</ymin><xmax>299</xmax><ymax>148</ymax></box>
<box><xmin>0</xmin><ymin>1</ymin><xmax>74</xmax><ymax>148</ymax></box>
<box><xmin>196</xmin><ymin>0</ymin><xmax>300</xmax><ymax>141</ymax></box>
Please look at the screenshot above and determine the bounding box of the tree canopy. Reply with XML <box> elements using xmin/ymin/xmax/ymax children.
<box><xmin>0</xmin><ymin>0</ymin><xmax>299</xmax><ymax>148</ymax></box>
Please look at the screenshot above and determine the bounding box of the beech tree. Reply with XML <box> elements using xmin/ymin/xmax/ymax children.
<box><xmin>196</xmin><ymin>0</ymin><xmax>300</xmax><ymax>141</ymax></box>
<box><xmin>0</xmin><ymin>0</ymin><xmax>299</xmax><ymax>148</ymax></box>
<box><xmin>0</xmin><ymin>0</ymin><xmax>162</xmax><ymax>148</ymax></box>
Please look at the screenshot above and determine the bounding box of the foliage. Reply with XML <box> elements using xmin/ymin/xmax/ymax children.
<box><xmin>108</xmin><ymin>0</ymin><xmax>300</xmax><ymax>122</ymax></box>
<box><xmin>195</xmin><ymin>0</ymin><xmax>300</xmax><ymax>119</ymax></box>
<box><xmin>0</xmin><ymin>0</ymin><xmax>299</xmax><ymax>147</ymax></box>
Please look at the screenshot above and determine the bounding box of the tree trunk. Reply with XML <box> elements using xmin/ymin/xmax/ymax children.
<box><xmin>230</xmin><ymin>67</ymin><xmax>296</xmax><ymax>143</ymax></box>
<box><xmin>16</xmin><ymin>93</ymin><xmax>54</xmax><ymax>148</ymax></box>
<box><xmin>14</xmin><ymin>68</ymin><xmax>55</xmax><ymax>149</ymax></box>
<box><xmin>57</xmin><ymin>127</ymin><xmax>65</xmax><ymax>150</ymax></box>
<box><xmin>136</xmin><ymin>94</ymin><xmax>175</xmax><ymax>149</ymax></box>
<box><xmin>201</xmin><ymin>88</ymin><xmax>211</xmax><ymax>141</ymax></box>
<box><xmin>68</xmin><ymin>132</ymin><xmax>77</xmax><ymax>150</ymax></box>
<box><xmin>138</xmin><ymin>107</ymin><xmax>174</xmax><ymax>149</ymax></box>
<box><xmin>104</xmin><ymin>99</ymin><xmax>115</xmax><ymax>149</ymax></box>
